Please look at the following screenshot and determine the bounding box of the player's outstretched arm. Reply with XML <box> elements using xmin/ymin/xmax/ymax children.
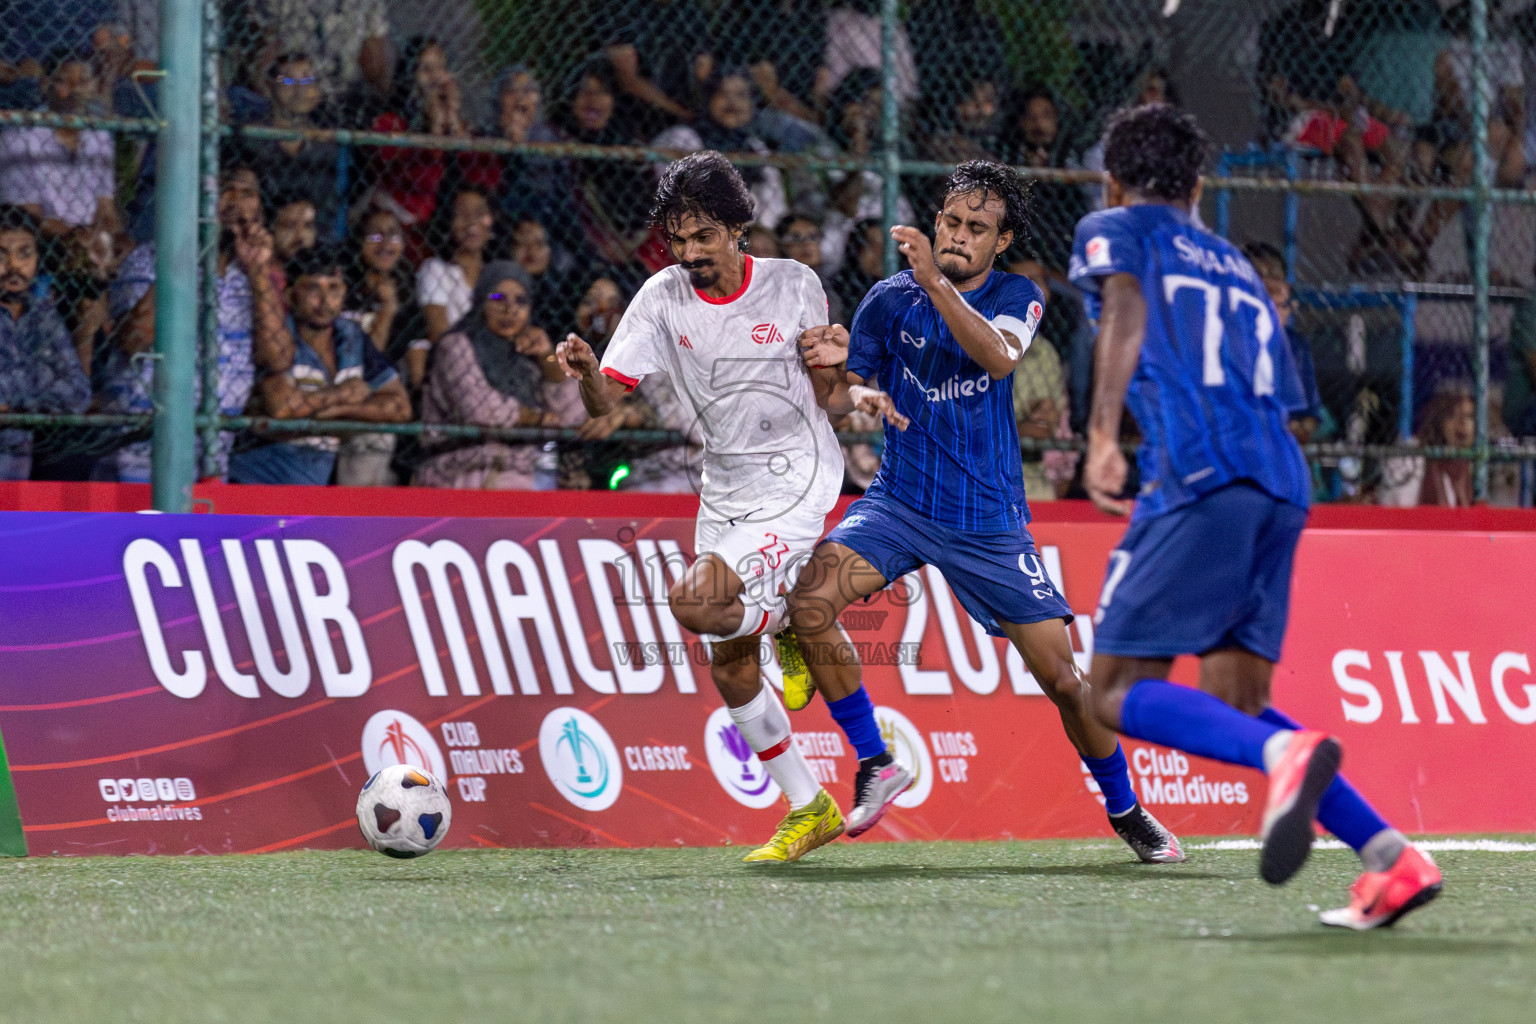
<box><xmin>892</xmin><ymin>225</ymin><xmax>1023</xmax><ymax>379</ymax></box>
<box><xmin>556</xmin><ymin>333</ymin><xmax>628</xmax><ymax>418</ymax></box>
<box><xmin>1085</xmin><ymin>273</ymin><xmax>1147</xmax><ymax>516</ymax></box>
<box><xmin>848</xmin><ymin>384</ymin><xmax>909</xmax><ymax>432</ymax></box>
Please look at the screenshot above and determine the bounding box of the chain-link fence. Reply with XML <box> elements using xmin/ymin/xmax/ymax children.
<box><xmin>1</xmin><ymin>0</ymin><xmax>1534</xmax><ymax>508</ymax></box>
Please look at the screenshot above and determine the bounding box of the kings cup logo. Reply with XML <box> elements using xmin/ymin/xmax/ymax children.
<box><xmin>874</xmin><ymin>706</ymin><xmax>933</xmax><ymax>808</ymax></box>
<box><xmin>703</xmin><ymin>706</ymin><xmax>781</xmax><ymax>808</ymax></box>
<box><xmin>361</xmin><ymin>709</ymin><xmax>447</xmax><ymax>782</ymax></box>
<box><xmin>538</xmin><ymin>708</ymin><xmax>623</xmax><ymax>811</ymax></box>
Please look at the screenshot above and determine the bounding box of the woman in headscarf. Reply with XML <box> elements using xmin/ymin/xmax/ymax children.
<box><xmin>414</xmin><ymin>261</ymin><xmax>584</xmax><ymax>489</ymax></box>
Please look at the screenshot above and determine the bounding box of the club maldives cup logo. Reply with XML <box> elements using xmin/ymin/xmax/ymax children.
<box><xmin>875</xmin><ymin>706</ymin><xmax>933</xmax><ymax>808</ymax></box>
<box><xmin>538</xmin><ymin>708</ymin><xmax>623</xmax><ymax>811</ymax></box>
<box><xmin>702</xmin><ymin>706</ymin><xmax>781</xmax><ymax>808</ymax></box>
<box><xmin>360</xmin><ymin>709</ymin><xmax>448</xmax><ymax>782</ymax></box>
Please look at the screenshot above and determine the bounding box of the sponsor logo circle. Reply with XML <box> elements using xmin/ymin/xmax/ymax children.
<box><xmin>539</xmin><ymin>707</ymin><xmax>623</xmax><ymax>811</ymax></box>
<box><xmin>361</xmin><ymin>709</ymin><xmax>447</xmax><ymax>782</ymax></box>
<box><xmin>874</xmin><ymin>706</ymin><xmax>933</xmax><ymax>807</ymax></box>
<box><xmin>702</xmin><ymin>706</ymin><xmax>781</xmax><ymax>809</ymax></box>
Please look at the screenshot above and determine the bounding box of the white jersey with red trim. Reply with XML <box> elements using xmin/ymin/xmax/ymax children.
<box><xmin>599</xmin><ymin>255</ymin><xmax>843</xmax><ymax>524</ymax></box>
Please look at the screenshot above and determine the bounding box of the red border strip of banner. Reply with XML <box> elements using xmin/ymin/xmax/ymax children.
<box><xmin>3</xmin><ymin>480</ymin><xmax>1535</xmax><ymax>531</ymax></box>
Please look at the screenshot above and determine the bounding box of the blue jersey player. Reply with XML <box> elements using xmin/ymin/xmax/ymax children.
<box><xmin>785</xmin><ymin>161</ymin><xmax>1182</xmax><ymax>863</ymax></box>
<box><xmin>1073</xmin><ymin>105</ymin><xmax>1441</xmax><ymax>930</ymax></box>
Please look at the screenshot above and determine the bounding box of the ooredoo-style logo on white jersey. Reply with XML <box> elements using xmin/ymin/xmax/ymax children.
<box><xmin>874</xmin><ymin>706</ymin><xmax>933</xmax><ymax>807</ymax></box>
<box><xmin>539</xmin><ymin>707</ymin><xmax>623</xmax><ymax>811</ymax></box>
<box><xmin>361</xmin><ymin>709</ymin><xmax>448</xmax><ymax>782</ymax></box>
<box><xmin>702</xmin><ymin>706</ymin><xmax>781</xmax><ymax>809</ymax></box>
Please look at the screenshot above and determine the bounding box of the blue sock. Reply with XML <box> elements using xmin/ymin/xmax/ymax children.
<box><xmin>825</xmin><ymin>686</ymin><xmax>886</xmax><ymax>761</ymax></box>
<box><xmin>1119</xmin><ymin>679</ymin><xmax>1281</xmax><ymax>771</ymax></box>
<box><xmin>1258</xmin><ymin>706</ymin><xmax>1391</xmax><ymax>853</ymax></box>
<box><xmin>1082</xmin><ymin>743</ymin><xmax>1137</xmax><ymax>816</ymax></box>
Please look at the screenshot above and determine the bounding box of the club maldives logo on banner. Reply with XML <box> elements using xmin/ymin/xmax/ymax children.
<box><xmin>0</xmin><ymin>510</ymin><xmax>1532</xmax><ymax>857</ymax></box>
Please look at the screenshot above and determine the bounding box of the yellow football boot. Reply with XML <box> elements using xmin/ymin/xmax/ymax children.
<box><xmin>775</xmin><ymin>626</ymin><xmax>815</xmax><ymax>711</ymax></box>
<box><xmin>742</xmin><ymin>789</ymin><xmax>845</xmax><ymax>863</ymax></box>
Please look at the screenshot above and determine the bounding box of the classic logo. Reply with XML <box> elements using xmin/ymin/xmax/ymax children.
<box><xmin>751</xmin><ymin>323</ymin><xmax>785</xmax><ymax>345</ymax></box>
<box><xmin>1023</xmin><ymin>300</ymin><xmax>1043</xmax><ymax>338</ymax></box>
<box><xmin>1086</xmin><ymin>236</ymin><xmax>1111</xmax><ymax>269</ymax></box>
<box><xmin>898</xmin><ymin>330</ymin><xmax>926</xmax><ymax>349</ymax></box>
<box><xmin>874</xmin><ymin>706</ymin><xmax>933</xmax><ymax>808</ymax></box>
<box><xmin>361</xmin><ymin>709</ymin><xmax>447</xmax><ymax>781</ymax></box>
<box><xmin>703</xmin><ymin>706</ymin><xmax>781</xmax><ymax>808</ymax></box>
<box><xmin>538</xmin><ymin>707</ymin><xmax>623</xmax><ymax>811</ymax></box>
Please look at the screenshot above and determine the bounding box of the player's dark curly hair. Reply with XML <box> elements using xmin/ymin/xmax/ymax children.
<box><xmin>1101</xmin><ymin>103</ymin><xmax>1210</xmax><ymax>202</ymax></box>
<box><xmin>650</xmin><ymin>151</ymin><xmax>756</xmax><ymax>233</ymax></box>
<box><xmin>942</xmin><ymin>160</ymin><xmax>1029</xmax><ymax>241</ymax></box>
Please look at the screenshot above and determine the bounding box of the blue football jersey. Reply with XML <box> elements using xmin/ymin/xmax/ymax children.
<box><xmin>847</xmin><ymin>269</ymin><xmax>1045</xmax><ymax>532</ymax></box>
<box><xmin>1068</xmin><ymin>204</ymin><xmax>1312</xmax><ymax>520</ymax></box>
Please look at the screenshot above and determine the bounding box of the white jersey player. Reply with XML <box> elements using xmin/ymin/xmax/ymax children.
<box><xmin>556</xmin><ymin>152</ymin><xmax>904</xmax><ymax>863</ymax></box>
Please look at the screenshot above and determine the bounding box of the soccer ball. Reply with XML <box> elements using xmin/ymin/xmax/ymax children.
<box><xmin>356</xmin><ymin>764</ymin><xmax>452</xmax><ymax>858</ymax></box>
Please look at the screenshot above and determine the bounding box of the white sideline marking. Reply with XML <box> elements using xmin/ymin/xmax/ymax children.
<box><xmin>1189</xmin><ymin>839</ymin><xmax>1536</xmax><ymax>853</ymax></box>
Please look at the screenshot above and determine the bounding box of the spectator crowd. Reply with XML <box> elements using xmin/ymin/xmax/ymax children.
<box><xmin>0</xmin><ymin>0</ymin><xmax>1533</xmax><ymax>506</ymax></box>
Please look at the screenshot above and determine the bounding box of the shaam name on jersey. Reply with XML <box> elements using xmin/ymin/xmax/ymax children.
<box><xmin>1171</xmin><ymin>235</ymin><xmax>1261</xmax><ymax>286</ymax></box>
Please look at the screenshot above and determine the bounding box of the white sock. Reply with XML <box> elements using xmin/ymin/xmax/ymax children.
<box><xmin>719</xmin><ymin>591</ymin><xmax>788</xmax><ymax>640</ymax></box>
<box><xmin>728</xmin><ymin>685</ymin><xmax>821</xmax><ymax>809</ymax></box>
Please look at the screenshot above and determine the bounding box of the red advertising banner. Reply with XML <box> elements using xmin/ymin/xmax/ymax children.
<box><xmin>0</xmin><ymin>509</ymin><xmax>1530</xmax><ymax>857</ymax></box>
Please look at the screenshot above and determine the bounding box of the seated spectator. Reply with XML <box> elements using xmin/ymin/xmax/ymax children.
<box><xmin>510</xmin><ymin>217</ymin><xmax>578</xmax><ymax>344</ymax></box>
<box><xmin>603</xmin><ymin>0</ymin><xmax>717</xmax><ymax>135</ymax></box>
<box><xmin>819</xmin><ymin>70</ymin><xmax>914</xmax><ymax>272</ymax></box>
<box><xmin>415</xmin><ymin>262</ymin><xmax>582</xmax><ymax>489</ymax></box>
<box><xmin>369</xmin><ymin>38</ymin><xmax>491</xmax><ymax>264</ymax></box>
<box><xmin>746</xmin><ymin>223</ymin><xmax>780</xmax><ymax>260</ymax></box>
<box><xmin>229</xmin><ymin>245</ymin><xmax>412</xmax><ymax>486</ymax></box>
<box><xmin>95</xmin><ymin>170</ymin><xmax>268</xmax><ymax>482</ymax></box>
<box><xmin>1244</xmin><ymin>242</ymin><xmax>1326</xmax><ymax>446</ymax></box>
<box><xmin>652</xmin><ymin>69</ymin><xmax>788</xmax><ymax>229</ymax></box>
<box><xmin>716</xmin><ymin>0</ymin><xmax>831</xmax><ymax>152</ymax></box>
<box><xmin>1417</xmin><ymin>389</ymin><xmax>1476</xmax><ymax>507</ymax></box>
<box><xmin>831</xmin><ymin>218</ymin><xmax>885</xmax><ymax>317</ymax></box>
<box><xmin>0</xmin><ymin>204</ymin><xmax>90</xmax><ymax>480</ymax></box>
<box><xmin>1007</xmin><ymin>255</ymin><xmax>1077</xmax><ymax>500</ymax></box>
<box><xmin>824</xmin><ymin>1</ymin><xmax>918</xmax><ymax>108</ymax></box>
<box><xmin>252</xmin><ymin>0</ymin><xmax>391</xmax><ymax>117</ymax></box>
<box><xmin>1504</xmin><ymin>285</ymin><xmax>1536</xmax><ymax>438</ymax></box>
<box><xmin>419</xmin><ymin>186</ymin><xmax>496</xmax><ymax>345</ymax></box>
<box><xmin>572</xmin><ymin>274</ymin><xmax>629</xmax><ymax>359</ymax></box>
<box><xmin>777</xmin><ymin>214</ymin><xmax>845</xmax><ymax>323</ymax></box>
<box><xmin>270</xmin><ymin>195</ymin><xmax>318</xmax><ymax>266</ymax></box>
<box><xmin>1000</xmin><ymin>86</ymin><xmax>1084</xmax><ymax>273</ymax></box>
<box><xmin>343</xmin><ymin>208</ymin><xmax>427</xmax><ymax>392</ymax></box>
<box><xmin>919</xmin><ymin>74</ymin><xmax>1004</xmax><ymax>165</ymax></box>
<box><xmin>231</xmin><ymin>53</ymin><xmax>344</xmax><ymax>242</ymax></box>
<box><xmin>556</xmin><ymin>58</ymin><xmax>654</xmax><ymax>269</ymax></box>
<box><xmin>492</xmin><ymin>66</ymin><xmax>570</xmax><ymax>230</ymax></box>
<box><xmin>0</xmin><ymin>50</ymin><xmax>120</xmax><ymax>241</ymax></box>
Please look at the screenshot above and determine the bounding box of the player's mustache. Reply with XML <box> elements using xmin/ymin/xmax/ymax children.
<box><xmin>939</xmin><ymin>248</ymin><xmax>967</xmax><ymax>258</ymax></box>
<box><xmin>680</xmin><ymin>258</ymin><xmax>714</xmax><ymax>271</ymax></box>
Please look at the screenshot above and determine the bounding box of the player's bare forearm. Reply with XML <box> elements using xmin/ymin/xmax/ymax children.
<box><xmin>818</xmin><ymin>371</ymin><xmax>865</xmax><ymax>417</ymax></box>
<box><xmin>926</xmin><ymin>277</ymin><xmax>1022</xmax><ymax>379</ymax></box>
<box><xmin>1087</xmin><ymin>273</ymin><xmax>1147</xmax><ymax>447</ymax></box>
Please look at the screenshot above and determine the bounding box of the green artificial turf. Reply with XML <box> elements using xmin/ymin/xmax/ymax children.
<box><xmin>1</xmin><ymin>839</ymin><xmax>1531</xmax><ymax>1023</ymax></box>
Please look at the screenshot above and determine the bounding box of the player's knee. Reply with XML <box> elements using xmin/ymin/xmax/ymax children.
<box><xmin>667</xmin><ymin>581</ymin><xmax>726</xmax><ymax>636</ymax></box>
<box><xmin>1087</xmin><ymin>669</ymin><xmax>1135</xmax><ymax>729</ymax></box>
<box><xmin>1034</xmin><ymin>657</ymin><xmax>1087</xmax><ymax>705</ymax></box>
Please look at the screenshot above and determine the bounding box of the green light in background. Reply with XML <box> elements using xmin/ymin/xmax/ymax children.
<box><xmin>607</xmin><ymin>464</ymin><xmax>631</xmax><ymax>489</ymax></box>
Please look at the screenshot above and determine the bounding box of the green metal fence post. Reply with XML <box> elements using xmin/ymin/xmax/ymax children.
<box><xmin>197</xmin><ymin>0</ymin><xmax>221</xmax><ymax>481</ymax></box>
<box><xmin>1471</xmin><ymin>0</ymin><xmax>1492</xmax><ymax>501</ymax></box>
<box><xmin>879</xmin><ymin>0</ymin><xmax>901</xmax><ymax>277</ymax></box>
<box><xmin>151</xmin><ymin>0</ymin><xmax>202</xmax><ymax>512</ymax></box>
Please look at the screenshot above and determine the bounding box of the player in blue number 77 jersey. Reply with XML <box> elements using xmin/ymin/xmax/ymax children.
<box><xmin>785</xmin><ymin>161</ymin><xmax>1183</xmax><ymax>863</ymax></box>
<box><xmin>1072</xmin><ymin>104</ymin><xmax>1441</xmax><ymax>930</ymax></box>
